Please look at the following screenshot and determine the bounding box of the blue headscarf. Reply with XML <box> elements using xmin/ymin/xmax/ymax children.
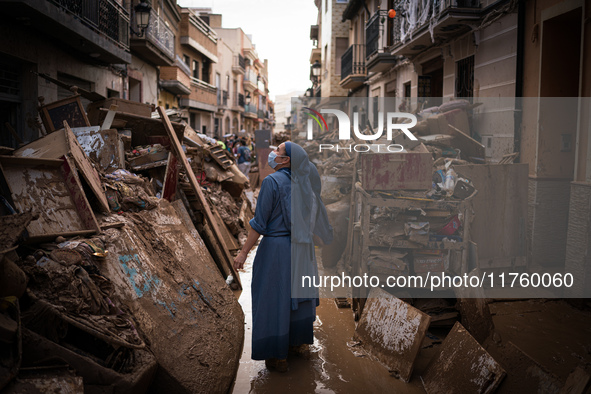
<box><xmin>284</xmin><ymin>141</ymin><xmax>333</xmax><ymax>245</ymax></box>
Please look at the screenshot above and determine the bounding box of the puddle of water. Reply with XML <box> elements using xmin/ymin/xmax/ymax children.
<box><xmin>231</xmin><ymin>245</ymin><xmax>427</xmax><ymax>394</ymax></box>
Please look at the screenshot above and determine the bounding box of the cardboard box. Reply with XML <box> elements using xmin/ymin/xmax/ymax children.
<box><xmin>360</xmin><ymin>143</ymin><xmax>433</xmax><ymax>191</ymax></box>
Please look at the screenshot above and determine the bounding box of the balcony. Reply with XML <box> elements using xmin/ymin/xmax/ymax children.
<box><xmin>391</xmin><ymin>0</ymin><xmax>481</xmax><ymax>57</ymax></box>
<box><xmin>340</xmin><ymin>44</ymin><xmax>366</xmax><ymax>89</ymax></box>
<box><xmin>180</xmin><ymin>10</ymin><xmax>218</xmax><ymax>63</ymax></box>
<box><xmin>179</xmin><ymin>77</ymin><xmax>217</xmax><ymax>112</ymax></box>
<box><xmin>232</xmin><ymin>54</ymin><xmax>245</xmax><ymax>75</ymax></box>
<box><xmin>231</xmin><ymin>93</ymin><xmax>244</xmax><ymax>112</ymax></box>
<box><xmin>243</xmin><ymin>47</ymin><xmax>258</xmax><ymax>62</ymax></box>
<box><xmin>130</xmin><ymin>8</ymin><xmax>175</xmax><ymax>66</ymax></box>
<box><xmin>365</xmin><ymin>10</ymin><xmax>398</xmax><ymax>73</ymax></box>
<box><xmin>243</xmin><ymin>68</ymin><xmax>258</xmax><ymax>91</ymax></box>
<box><xmin>244</xmin><ymin>104</ymin><xmax>257</xmax><ymax>119</ymax></box>
<box><xmin>159</xmin><ymin>65</ymin><xmax>191</xmax><ymax>95</ymax></box>
<box><xmin>257</xmin><ymin>109</ymin><xmax>265</xmax><ymax>119</ymax></box>
<box><xmin>3</xmin><ymin>0</ymin><xmax>131</xmax><ymax>64</ymax></box>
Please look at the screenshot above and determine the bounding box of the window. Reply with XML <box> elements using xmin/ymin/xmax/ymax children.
<box><xmin>404</xmin><ymin>82</ymin><xmax>411</xmax><ymax>98</ymax></box>
<box><xmin>201</xmin><ymin>60</ymin><xmax>210</xmax><ymax>84</ymax></box>
<box><xmin>184</xmin><ymin>55</ymin><xmax>190</xmax><ymax>68</ymax></box>
<box><xmin>193</xmin><ymin>60</ymin><xmax>199</xmax><ymax>79</ymax></box>
<box><xmin>455</xmin><ymin>55</ymin><xmax>474</xmax><ymax>98</ymax></box>
<box><xmin>335</xmin><ymin>37</ymin><xmax>348</xmax><ymax>75</ymax></box>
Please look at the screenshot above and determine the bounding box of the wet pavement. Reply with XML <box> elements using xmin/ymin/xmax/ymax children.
<box><xmin>231</xmin><ymin>246</ymin><xmax>428</xmax><ymax>394</ymax></box>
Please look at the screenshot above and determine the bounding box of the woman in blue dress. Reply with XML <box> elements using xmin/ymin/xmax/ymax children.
<box><xmin>233</xmin><ymin>141</ymin><xmax>333</xmax><ymax>372</ymax></box>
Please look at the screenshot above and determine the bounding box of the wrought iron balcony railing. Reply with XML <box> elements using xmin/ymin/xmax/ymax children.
<box><xmin>366</xmin><ymin>9</ymin><xmax>388</xmax><ymax>59</ymax></box>
<box><xmin>341</xmin><ymin>44</ymin><xmax>366</xmax><ymax>80</ymax></box>
<box><xmin>50</xmin><ymin>0</ymin><xmax>130</xmax><ymax>50</ymax></box>
<box><xmin>141</xmin><ymin>8</ymin><xmax>175</xmax><ymax>60</ymax></box>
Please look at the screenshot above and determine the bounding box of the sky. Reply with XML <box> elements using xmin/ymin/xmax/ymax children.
<box><xmin>177</xmin><ymin>0</ymin><xmax>318</xmax><ymax>100</ymax></box>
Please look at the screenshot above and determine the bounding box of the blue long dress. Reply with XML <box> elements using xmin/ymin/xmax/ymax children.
<box><xmin>249</xmin><ymin>167</ymin><xmax>316</xmax><ymax>360</ymax></box>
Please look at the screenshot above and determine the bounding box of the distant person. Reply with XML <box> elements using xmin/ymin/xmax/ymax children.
<box><xmin>237</xmin><ymin>138</ymin><xmax>251</xmax><ymax>176</ymax></box>
<box><xmin>215</xmin><ymin>136</ymin><xmax>226</xmax><ymax>150</ymax></box>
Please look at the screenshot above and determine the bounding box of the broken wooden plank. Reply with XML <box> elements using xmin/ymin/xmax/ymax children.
<box><xmin>421</xmin><ymin>322</ymin><xmax>506</xmax><ymax>393</ymax></box>
<box><xmin>355</xmin><ymin>287</ymin><xmax>431</xmax><ymax>382</ymax></box>
<box><xmin>447</xmin><ymin>124</ymin><xmax>485</xmax><ymax>161</ymax></box>
<box><xmin>63</xmin><ymin>122</ymin><xmax>110</xmax><ymax>213</ymax></box>
<box><xmin>210</xmin><ymin>203</ymin><xmax>240</xmax><ymax>251</ymax></box>
<box><xmin>131</xmin><ymin>159</ymin><xmax>168</xmax><ymax>172</ymax></box>
<box><xmin>162</xmin><ymin>153</ymin><xmax>179</xmax><ymax>202</ymax></box>
<box><xmin>157</xmin><ymin>106</ymin><xmax>241</xmax><ymax>289</ymax></box>
<box><xmin>100</xmin><ymin>104</ymin><xmax>119</xmax><ymax>130</ymax></box>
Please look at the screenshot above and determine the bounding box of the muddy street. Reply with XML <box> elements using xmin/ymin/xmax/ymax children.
<box><xmin>231</xmin><ymin>247</ymin><xmax>429</xmax><ymax>394</ymax></box>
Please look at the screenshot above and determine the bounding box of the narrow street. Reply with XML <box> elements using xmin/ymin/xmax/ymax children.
<box><xmin>232</xmin><ymin>246</ymin><xmax>428</xmax><ymax>394</ymax></box>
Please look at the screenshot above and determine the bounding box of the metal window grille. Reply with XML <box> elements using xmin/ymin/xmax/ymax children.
<box><xmin>456</xmin><ymin>56</ymin><xmax>474</xmax><ymax>98</ymax></box>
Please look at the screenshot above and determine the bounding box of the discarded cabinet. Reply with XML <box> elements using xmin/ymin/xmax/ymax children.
<box><xmin>0</xmin><ymin>156</ymin><xmax>100</xmax><ymax>242</ymax></box>
<box><xmin>13</xmin><ymin>123</ymin><xmax>110</xmax><ymax>212</ymax></box>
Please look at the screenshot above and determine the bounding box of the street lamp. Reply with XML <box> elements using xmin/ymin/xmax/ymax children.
<box><xmin>311</xmin><ymin>60</ymin><xmax>322</xmax><ymax>83</ymax></box>
<box><xmin>131</xmin><ymin>0</ymin><xmax>152</xmax><ymax>37</ymax></box>
<box><xmin>245</xmin><ymin>92</ymin><xmax>251</xmax><ymax>106</ymax></box>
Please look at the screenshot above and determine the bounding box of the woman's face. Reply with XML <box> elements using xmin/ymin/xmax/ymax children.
<box><xmin>273</xmin><ymin>143</ymin><xmax>290</xmax><ymax>168</ymax></box>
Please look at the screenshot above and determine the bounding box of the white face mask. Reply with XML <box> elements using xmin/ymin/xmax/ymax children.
<box><xmin>268</xmin><ymin>151</ymin><xmax>288</xmax><ymax>169</ymax></box>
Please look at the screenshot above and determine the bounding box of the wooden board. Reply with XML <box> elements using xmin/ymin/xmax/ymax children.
<box><xmin>355</xmin><ymin>287</ymin><xmax>431</xmax><ymax>382</ymax></box>
<box><xmin>157</xmin><ymin>107</ymin><xmax>241</xmax><ymax>289</ymax></box>
<box><xmin>210</xmin><ymin>203</ymin><xmax>240</xmax><ymax>251</ymax></box>
<box><xmin>448</xmin><ymin>125</ymin><xmax>486</xmax><ymax>161</ymax></box>
<box><xmin>421</xmin><ymin>322</ymin><xmax>506</xmax><ymax>394</ymax></box>
<box><xmin>454</xmin><ymin>164</ymin><xmax>528</xmax><ymax>269</ymax></box>
<box><xmin>0</xmin><ymin>156</ymin><xmax>99</xmax><ymax>241</ymax></box>
<box><xmin>63</xmin><ymin>122</ymin><xmax>110</xmax><ymax>213</ymax></box>
<box><xmin>162</xmin><ymin>153</ymin><xmax>179</xmax><ymax>202</ymax></box>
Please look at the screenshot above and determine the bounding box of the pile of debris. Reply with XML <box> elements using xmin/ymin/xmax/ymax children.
<box><xmin>0</xmin><ymin>95</ymin><xmax>248</xmax><ymax>392</ymax></box>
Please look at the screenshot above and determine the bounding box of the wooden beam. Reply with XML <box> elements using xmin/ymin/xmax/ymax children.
<box><xmin>157</xmin><ymin>106</ymin><xmax>242</xmax><ymax>289</ymax></box>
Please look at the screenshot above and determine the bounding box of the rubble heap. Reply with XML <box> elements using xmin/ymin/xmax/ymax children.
<box><xmin>0</xmin><ymin>96</ymin><xmax>248</xmax><ymax>393</ymax></box>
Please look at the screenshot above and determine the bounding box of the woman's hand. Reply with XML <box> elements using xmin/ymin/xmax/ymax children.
<box><xmin>313</xmin><ymin>234</ymin><xmax>324</xmax><ymax>247</ymax></box>
<box><xmin>234</xmin><ymin>251</ymin><xmax>247</xmax><ymax>271</ymax></box>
